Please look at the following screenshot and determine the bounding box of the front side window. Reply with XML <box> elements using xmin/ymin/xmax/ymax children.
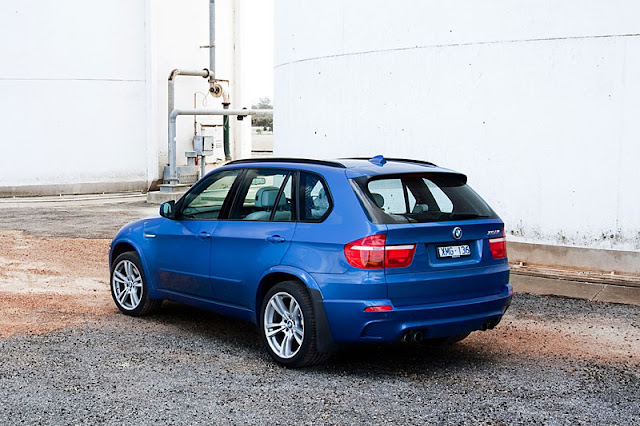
<box><xmin>359</xmin><ymin>173</ymin><xmax>496</xmax><ymax>223</ymax></box>
<box><xmin>231</xmin><ymin>169</ymin><xmax>294</xmax><ymax>221</ymax></box>
<box><xmin>299</xmin><ymin>172</ymin><xmax>331</xmax><ymax>221</ymax></box>
<box><xmin>180</xmin><ymin>170</ymin><xmax>240</xmax><ymax>220</ymax></box>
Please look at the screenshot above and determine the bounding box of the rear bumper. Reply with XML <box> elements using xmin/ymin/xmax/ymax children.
<box><xmin>322</xmin><ymin>284</ymin><xmax>512</xmax><ymax>343</ymax></box>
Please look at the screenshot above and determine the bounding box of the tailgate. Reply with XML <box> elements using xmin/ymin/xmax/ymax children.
<box><xmin>384</xmin><ymin>220</ymin><xmax>509</xmax><ymax>306</ymax></box>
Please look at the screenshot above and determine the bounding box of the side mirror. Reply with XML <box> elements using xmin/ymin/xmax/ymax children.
<box><xmin>160</xmin><ymin>200</ymin><xmax>176</xmax><ymax>219</ymax></box>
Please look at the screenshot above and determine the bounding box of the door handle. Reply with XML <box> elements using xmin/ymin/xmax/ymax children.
<box><xmin>196</xmin><ymin>232</ymin><xmax>211</xmax><ymax>240</ymax></box>
<box><xmin>267</xmin><ymin>235</ymin><xmax>286</xmax><ymax>244</ymax></box>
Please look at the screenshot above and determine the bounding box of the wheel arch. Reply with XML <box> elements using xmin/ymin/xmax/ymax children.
<box><xmin>109</xmin><ymin>238</ymin><xmax>161</xmax><ymax>298</ymax></box>
<box><xmin>110</xmin><ymin>241</ymin><xmax>138</xmax><ymax>269</ymax></box>
<box><xmin>255</xmin><ymin>266</ymin><xmax>335</xmax><ymax>353</ymax></box>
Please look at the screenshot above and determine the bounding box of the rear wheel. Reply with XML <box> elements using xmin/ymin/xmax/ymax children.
<box><xmin>259</xmin><ymin>281</ymin><xmax>329</xmax><ymax>368</ymax></box>
<box><xmin>110</xmin><ymin>252</ymin><xmax>161</xmax><ymax>316</ymax></box>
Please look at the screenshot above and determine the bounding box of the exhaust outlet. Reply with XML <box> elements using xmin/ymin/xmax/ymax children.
<box><xmin>401</xmin><ymin>332</ymin><xmax>411</xmax><ymax>344</ymax></box>
<box><xmin>412</xmin><ymin>330</ymin><xmax>423</xmax><ymax>343</ymax></box>
<box><xmin>481</xmin><ymin>321</ymin><xmax>489</xmax><ymax>331</ymax></box>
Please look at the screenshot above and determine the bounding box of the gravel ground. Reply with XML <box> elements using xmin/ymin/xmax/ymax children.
<box><xmin>0</xmin><ymin>199</ymin><xmax>158</xmax><ymax>239</ymax></box>
<box><xmin>1</xmin><ymin>295</ymin><xmax>639</xmax><ymax>425</ymax></box>
<box><xmin>0</xmin><ymin>198</ymin><xmax>639</xmax><ymax>425</ymax></box>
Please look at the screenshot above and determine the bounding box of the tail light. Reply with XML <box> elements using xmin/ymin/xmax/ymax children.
<box><xmin>489</xmin><ymin>237</ymin><xmax>507</xmax><ymax>259</ymax></box>
<box><xmin>344</xmin><ymin>235</ymin><xmax>416</xmax><ymax>269</ymax></box>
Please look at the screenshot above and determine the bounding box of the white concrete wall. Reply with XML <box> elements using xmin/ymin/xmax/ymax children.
<box><xmin>0</xmin><ymin>0</ymin><xmax>219</xmax><ymax>193</ymax></box>
<box><xmin>274</xmin><ymin>0</ymin><xmax>640</xmax><ymax>253</ymax></box>
<box><xmin>0</xmin><ymin>0</ymin><xmax>148</xmax><ymax>190</ymax></box>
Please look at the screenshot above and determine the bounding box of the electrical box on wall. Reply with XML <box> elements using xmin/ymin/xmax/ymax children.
<box><xmin>197</xmin><ymin>124</ymin><xmax>224</xmax><ymax>161</ymax></box>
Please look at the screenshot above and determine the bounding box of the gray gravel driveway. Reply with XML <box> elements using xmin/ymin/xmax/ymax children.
<box><xmin>0</xmin><ymin>197</ymin><xmax>638</xmax><ymax>425</ymax></box>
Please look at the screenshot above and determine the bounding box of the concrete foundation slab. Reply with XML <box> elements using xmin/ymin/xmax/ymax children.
<box><xmin>509</xmin><ymin>241</ymin><xmax>640</xmax><ymax>276</ymax></box>
<box><xmin>511</xmin><ymin>274</ymin><xmax>604</xmax><ymax>300</ymax></box>
<box><xmin>146</xmin><ymin>190</ymin><xmax>186</xmax><ymax>204</ymax></box>
<box><xmin>593</xmin><ymin>285</ymin><xmax>640</xmax><ymax>306</ymax></box>
<box><xmin>511</xmin><ymin>274</ymin><xmax>640</xmax><ymax>306</ymax></box>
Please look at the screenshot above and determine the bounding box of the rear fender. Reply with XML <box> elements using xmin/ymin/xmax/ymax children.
<box><xmin>258</xmin><ymin>265</ymin><xmax>336</xmax><ymax>353</ymax></box>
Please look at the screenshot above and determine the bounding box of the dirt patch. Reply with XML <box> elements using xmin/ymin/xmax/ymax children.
<box><xmin>464</xmin><ymin>316</ymin><xmax>640</xmax><ymax>367</ymax></box>
<box><xmin>0</xmin><ymin>230</ymin><xmax>113</xmax><ymax>336</ymax></box>
<box><xmin>0</xmin><ymin>292</ymin><xmax>117</xmax><ymax>337</ymax></box>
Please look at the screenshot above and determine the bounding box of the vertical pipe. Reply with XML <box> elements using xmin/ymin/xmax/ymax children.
<box><xmin>168</xmin><ymin>80</ymin><xmax>175</xmax><ymax>118</ymax></box>
<box><xmin>223</xmin><ymin>103</ymin><xmax>230</xmax><ymax>160</ymax></box>
<box><xmin>168</xmin><ymin>114</ymin><xmax>177</xmax><ymax>183</ymax></box>
<box><xmin>209</xmin><ymin>0</ymin><xmax>216</xmax><ymax>77</ymax></box>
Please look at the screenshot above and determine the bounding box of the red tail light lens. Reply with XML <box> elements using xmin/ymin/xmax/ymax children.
<box><xmin>489</xmin><ymin>237</ymin><xmax>507</xmax><ymax>259</ymax></box>
<box><xmin>344</xmin><ymin>235</ymin><xmax>416</xmax><ymax>269</ymax></box>
<box><xmin>344</xmin><ymin>235</ymin><xmax>386</xmax><ymax>269</ymax></box>
<box><xmin>385</xmin><ymin>245</ymin><xmax>417</xmax><ymax>268</ymax></box>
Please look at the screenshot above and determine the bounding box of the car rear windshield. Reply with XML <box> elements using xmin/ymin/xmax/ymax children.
<box><xmin>352</xmin><ymin>173</ymin><xmax>497</xmax><ymax>224</ymax></box>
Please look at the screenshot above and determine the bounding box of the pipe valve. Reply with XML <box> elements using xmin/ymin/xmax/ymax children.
<box><xmin>210</xmin><ymin>83</ymin><xmax>224</xmax><ymax>97</ymax></box>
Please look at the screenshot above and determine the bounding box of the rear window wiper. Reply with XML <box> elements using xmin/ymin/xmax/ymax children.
<box><xmin>447</xmin><ymin>212</ymin><xmax>489</xmax><ymax>220</ymax></box>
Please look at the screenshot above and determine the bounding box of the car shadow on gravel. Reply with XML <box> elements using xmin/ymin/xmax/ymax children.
<box><xmin>133</xmin><ymin>301</ymin><xmax>501</xmax><ymax>375</ymax></box>
<box><xmin>139</xmin><ymin>301</ymin><xmax>264</xmax><ymax>349</ymax></box>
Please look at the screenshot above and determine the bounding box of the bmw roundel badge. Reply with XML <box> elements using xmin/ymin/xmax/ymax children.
<box><xmin>452</xmin><ymin>227</ymin><xmax>463</xmax><ymax>240</ymax></box>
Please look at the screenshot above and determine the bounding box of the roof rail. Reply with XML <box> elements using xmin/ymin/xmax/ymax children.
<box><xmin>225</xmin><ymin>157</ymin><xmax>346</xmax><ymax>168</ymax></box>
<box><xmin>341</xmin><ymin>157</ymin><xmax>437</xmax><ymax>167</ymax></box>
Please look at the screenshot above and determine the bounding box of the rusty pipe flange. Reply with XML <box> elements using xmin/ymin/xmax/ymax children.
<box><xmin>209</xmin><ymin>83</ymin><xmax>224</xmax><ymax>97</ymax></box>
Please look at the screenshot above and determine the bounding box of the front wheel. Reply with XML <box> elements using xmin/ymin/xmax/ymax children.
<box><xmin>110</xmin><ymin>252</ymin><xmax>161</xmax><ymax>316</ymax></box>
<box><xmin>259</xmin><ymin>281</ymin><xmax>329</xmax><ymax>368</ymax></box>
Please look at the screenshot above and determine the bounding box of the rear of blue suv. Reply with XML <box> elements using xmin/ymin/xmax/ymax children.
<box><xmin>109</xmin><ymin>157</ymin><xmax>511</xmax><ymax>367</ymax></box>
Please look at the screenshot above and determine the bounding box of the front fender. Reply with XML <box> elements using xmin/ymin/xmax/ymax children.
<box><xmin>110</xmin><ymin>235</ymin><xmax>162</xmax><ymax>300</ymax></box>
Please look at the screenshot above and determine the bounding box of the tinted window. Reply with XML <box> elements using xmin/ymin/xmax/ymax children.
<box><xmin>299</xmin><ymin>172</ymin><xmax>331</xmax><ymax>221</ymax></box>
<box><xmin>361</xmin><ymin>173</ymin><xmax>495</xmax><ymax>223</ymax></box>
<box><xmin>231</xmin><ymin>169</ymin><xmax>294</xmax><ymax>221</ymax></box>
<box><xmin>180</xmin><ymin>170</ymin><xmax>239</xmax><ymax>220</ymax></box>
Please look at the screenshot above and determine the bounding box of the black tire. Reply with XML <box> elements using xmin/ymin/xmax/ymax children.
<box><xmin>110</xmin><ymin>251</ymin><xmax>161</xmax><ymax>316</ymax></box>
<box><xmin>259</xmin><ymin>280</ymin><xmax>330</xmax><ymax>368</ymax></box>
<box><xmin>424</xmin><ymin>332</ymin><xmax>471</xmax><ymax>347</ymax></box>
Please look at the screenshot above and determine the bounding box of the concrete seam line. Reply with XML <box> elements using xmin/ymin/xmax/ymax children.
<box><xmin>275</xmin><ymin>33</ymin><xmax>640</xmax><ymax>69</ymax></box>
<box><xmin>590</xmin><ymin>285</ymin><xmax>607</xmax><ymax>301</ymax></box>
<box><xmin>0</xmin><ymin>77</ymin><xmax>145</xmax><ymax>82</ymax></box>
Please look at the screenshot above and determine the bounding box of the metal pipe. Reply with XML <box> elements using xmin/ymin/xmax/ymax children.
<box><xmin>170</xmin><ymin>109</ymin><xmax>272</xmax><ymax>119</ymax></box>
<box><xmin>209</xmin><ymin>0</ymin><xmax>215</xmax><ymax>77</ymax></box>
<box><xmin>223</xmin><ymin>103</ymin><xmax>230</xmax><ymax>160</ymax></box>
<box><xmin>166</xmin><ymin>108</ymin><xmax>273</xmax><ymax>184</ymax></box>
<box><xmin>167</xmin><ymin>68</ymin><xmax>212</xmax><ymax>118</ymax></box>
<box><xmin>168</xmin><ymin>113</ymin><xmax>178</xmax><ymax>183</ymax></box>
<box><xmin>168</xmin><ymin>69</ymin><xmax>210</xmax><ymax>81</ymax></box>
<box><xmin>166</xmin><ymin>69</ymin><xmax>213</xmax><ymax>183</ymax></box>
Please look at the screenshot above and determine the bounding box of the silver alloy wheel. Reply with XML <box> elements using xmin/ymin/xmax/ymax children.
<box><xmin>264</xmin><ymin>291</ymin><xmax>304</xmax><ymax>359</ymax></box>
<box><xmin>112</xmin><ymin>259</ymin><xmax>144</xmax><ymax>311</ymax></box>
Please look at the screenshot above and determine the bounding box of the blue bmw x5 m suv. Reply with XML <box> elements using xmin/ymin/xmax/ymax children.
<box><xmin>109</xmin><ymin>156</ymin><xmax>512</xmax><ymax>367</ymax></box>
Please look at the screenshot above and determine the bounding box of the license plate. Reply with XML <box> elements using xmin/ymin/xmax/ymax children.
<box><xmin>437</xmin><ymin>244</ymin><xmax>471</xmax><ymax>258</ymax></box>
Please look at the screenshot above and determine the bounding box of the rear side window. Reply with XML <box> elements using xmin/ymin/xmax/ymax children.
<box><xmin>358</xmin><ymin>173</ymin><xmax>496</xmax><ymax>224</ymax></box>
<box><xmin>299</xmin><ymin>172</ymin><xmax>331</xmax><ymax>221</ymax></box>
<box><xmin>230</xmin><ymin>169</ymin><xmax>294</xmax><ymax>221</ymax></box>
